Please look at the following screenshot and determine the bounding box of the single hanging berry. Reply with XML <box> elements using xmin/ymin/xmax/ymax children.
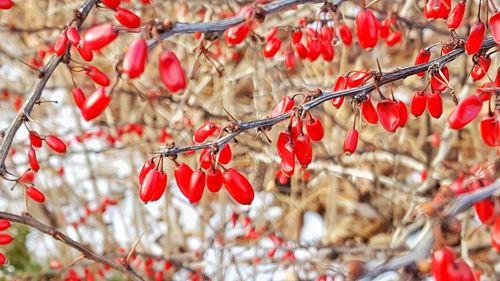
<box><xmin>72</xmin><ymin>87</ymin><xmax>86</xmax><ymax>109</ymax></box>
<box><xmin>338</xmin><ymin>23</ymin><xmax>352</xmax><ymax>46</ymax></box>
<box><xmin>293</xmin><ymin>134</ymin><xmax>313</xmax><ymax>167</ymax></box>
<box><xmin>19</xmin><ymin>170</ymin><xmax>35</xmax><ymax>183</ymax></box>
<box><xmin>101</xmin><ymin>0</ymin><xmax>120</xmax><ymax>8</ymax></box>
<box><xmin>0</xmin><ymin>234</ymin><xmax>13</xmax><ymax>245</ymax></box>
<box><xmin>77</xmin><ymin>44</ymin><xmax>94</xmax><ymax>62</ymax></box>
<box><xmin>0</xmin><ymin>0</ymin><xmax>13</xmax><ymax>9</ymax></box>
<box><xmin>139</xmin><ymin>159</ymin><xmax>155</xmax><ymax>185</ymax></box>
<box><xmin>271</xmin><ymin>96</ymin><xmax>294</xmax><ymax>117</ymax></box>
<box><xmin>140</xmin><ymin>169</ymin><xmax>159</xmax><ymax>203</ymax></box>
<box><xmin>279</xmin><ymin>142</ymin><xmax>295</xmax><ymax>176</ymax></box>
<box><xmin>28</xmin><ymin>147</ymin><xmax>40</xmax><ymax>172</ymax></box>
<box><xmin>396</xmin><ymin>100</ymin><xmax>408</xmax><ymax>128</ymax></box>
<box><xmin>480</xmin><ymin>114</ymin><xmax>499</xmax><ymax>147</ymax></box>
<box><xmin>54</xmin><ymin>30</ymin><xmax>69</xmax><ymax>56</ymax></box>
<box><xmin>223</xmin><ymin>168</ymin><xmax>254</xmax><ymax>205</ymax></box>
<box><xmin>225</xmin><ymin>6</ymin><xmax>253</xmax><ymax>45</ymax></box>
<box><xmin>464</xmin><ymin>20</ymin><xmax>486</xmax><ymax>55</ymax></box>
<box><xmin>431</xmin><ymin>247</ymin><xmax>455</xmax><ymax>281</ymax></box>
<box><xmin>66</xmin><ymin>27</ymin><xmax>81</xmax><ymax>46</ymax></box>
<box><xmin>81</xmin><ymin>87</ymin><xmax>111</xmax><ymax>121</ymax></box>
<box><xmin>45</xmin><ymin>135</ymin><xmax>66</xmax><ymax>153</ymax></box>
<box><xmin>174</xmin><ymin>162</ymin><xmax>194</xmax><ymax>198</ymax></box>
<box><xmin>85</xmin><ymin>66</ymin><xmax>110</xmax><ymax>86</ymax></box>
<box><xmin>27</xmin><ymin>186</ymin><xmax>45</xmax><ymax>203</ymax></box>
<box><xmin>0</xmin><ymin>220</ymin><xmax>10</xmax><ymax>231</ymax></box>
<box><xmin>414</xmin><ymin>49</ymin><xmax>431</xmax><ymax>77</ymax></box>
<box><xmin>218</xmin><ymin>144</ymin><xmax>232</xmax><ymax>165</ymax></box>
<box><xmin>427</xmin><ymin>91</ymin><xmax>443</xmax><ymax>119</ymax></box>
<box><xmin>305</xmin><ymin>116</ymin><xmax>324</xmax><ymax>141</ymax></box>
<box><xmin>424</xmin><ymin>0</ymin><xmax>451</xmax><ymax>19</ymax></box>
<box><xmin>193</xmin><ymin>121</ymin><xmax>220</xmax><ymax>143</ymax></box>
<box><xmin>361</xmin><ymin>98</ymin><xmax>378</xmax><ymax>124</ymax></box>
<box><xmin>355</xmin><ymin>9</ymin><xmax>379</xmax><ymax>49</ymax></box>
<box><xmin>331</xmin><ymin>75</ymin><xmax>347</xmax><ymax>108</ymax></box>
<box><xmin>492</xmin><ymin>217</ymin><xmax>500</xmax><ymax>252</ymax></box>
<box><xmin>491</xmin><ymin>11</ymin><xmax>500</xmax><ymax>44</ymax></box>
<box><xmin>471</xmin><ymin>55</ymin><xmax>491</xmax><ymax>81</ymax></box>
<box><xmin>82</xmin><ymin>24</ymin><xmax>118</xmax><ymax>51</ymax></box>
<box><xmin>447</xmin><ymin>1</ymin><xmax>466</xmax><ymax>30</ymax></box>
<box><xmin>262</xmin><ymin>37</ymin><xmax>281</xmax><ymax>58</ymax></box>
<box><xmin>343</xmin><ymin>128</ymin><xmax>359</xmax><ymax>155</ymax></box>
<box><xmin>430</xmin><ymin>66</ymin><xmax>449</xmax><ymax>92</ymax></box>
<box><xmin>207</xmin><ymin>168</ymin><xmax>223</xmax><ymax>192</ymax></box>
<box><xmin>159</xmin><ymin>50</ymin><xmax>187</xmax><ymax>92</ymax></box>
<box><xmin>447</xmin><ymin>95</ymin><xmax>482</xmax><ymax>130</ymax></box>
<box><xmin>114</xmin><ymin>7</ymin><xmax>141</xmax><ymax>28</ymax></box>
<box><xmin>411</xmin><ymin>91</ymin><xmax>427</xmax><ymax>117</ymax></box>
<box><xmin>122</xmin><ymin>38</ymin><xmax>148</xmax><ymax>79</ymax></box>
<box><xmin>186</xmin><ymin>170</ymin><xmax>205</xmax><ymax>204</ymax></box>
<box><xmin>377</xmin><ymin>99</ymin><xmax>400</xmax><ymax>133</ymax></box>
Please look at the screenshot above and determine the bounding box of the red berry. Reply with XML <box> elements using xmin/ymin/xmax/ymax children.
<box><xmin>207</xmin><ymin>168</ymin><xmax>223</xmax><ymax>192</ymax></box>
<box><xmin>396</xmin><ymin>100</ymin><xmax>408</xmax><ymax>128</ymax></box>
<box><xmin>27</xmin><ymin>186</ymin><xmax>45</xmax><ymax>203</ymax></box>
<box><xmin>447</xmin><ymin>95</ymin><xmax>482</xmax><ymax>130</ymax></box>
<box><xmin>290</xmin><ymin>116</ymin><xmax>303</xmax><ymax>138</ymax></box>
<box><xmin>140</xmin><ymin>169</ymin><xmax>158</xmax><ymax>202</ymax></box>
<box><xmin>294</xmin><ymin>42</ymin><xmax>308</xmax><ymax>59</ymax></box>
<box><xmin>305</xmin><ymin>116</ymin><xmax>324</xmax><ymax>141</ymax></box>
<box><xmin>122</xmin><ymin>38</ymin><xmax>148</xmax><ymax>79</ymax></box>
<box><xmin>150</xmin><ymin>171</ymin><xmax>167</xmax><ymax>202</ymax></box>
<box><xmin>464</xmin><ymin>20</ymin><xmax>485</xmax><ymax>55</ymax></box>
<box><xmin>28</xmin><ymin>147</ymin><xmax>39</xmax><ymax>172</ymax></box>
<box><xmin>199</xmin><ymin>148</ymin><xmax>213</xmax><ymax>169</ymax></box>
<box><xmin>276</xmin><ymin>130</ymin><xmax>292</xmax><ymax>159</ymax></box>
<box><xmin>271</xmin><ymin>96</ymin><xmax>294</xmax><ymax>117</ymax></box>
<box><xmin>424</xmin><ymin>0</ymin><xmax>451</xmax><ymax>20</ymax></box>
<box><xmin>159</xmin><ymin>50</ymin><xmax>187</xmax><ymax>93</ymax></box>
<box><xmin>82</xmin><ymin>24</ymin><xmax>118</xmax><ymax>51</ymax></box>
<box><xmin>331</xmin><ymin>75</ymin><xmax>347</xmax><ymax>108</ymax></box>
<box><xmin>0</xmin><ymin>220</ymin><xmax>11</xmax><ymax>231</ymax></box>
<box><xmin>344</xmin><ymin>129</ymin><xmax>359</xmax><ymax>155</ymax></box>
<box><xmin>29</xmin><ymin>131</ymin><xmax>43</xmax><ymax>148</ymax></box>
<box><xmin>306</xmin><ymin>39</ymin><xmax>321</xmax><ymax>61</ymax></box>
<box><xmin>320</xmin><ymin>40</ymin><xmax>334</xmax><ymax>61</ymax></box>
<box><xmin>54</xmin><ymin>31</ymin><xmax>69</xmax><ymax>56</ymax></box>
<box><xmin>293</xmin><ymin>134</ymin><xmax>312</xmax><ymax>167</ymax></box>
<box><xmin>347</xmin><ymin>70</ymin><xmax>371</xmax><ymax>88</ymax></box>
<box><xmin>447</xmin><ymin>1</ymin><xmax>465</xmax><ymax>30</ymax></box>
<box><xmin>85</xmin><ymin>66</ymin><xmax>110</xmax><ymax>86</ymax></box>
<box><xmin>193</xmin><ymin>121</ymin><xmax>220</xmax><ymax>143</ymax></box>
<box><xmin>174</xmin><ymin>162</ymin><xmax>194</xmax><ymax>198</ymax></box>
<box><xmin>0</xmin><ymin>0</ymin><xmax>13</xmax><ymax>9</ymax></box>
<box><xmin>218</xmin><ymin>143</ymin><xmax>232</xmax><ymax>164</ymax></box>
<box><xmin>377</xmin><ymin>99</ymin><xmax>400</xmax><ymax>133</ymax></box>
<box><xmin>414</xmin><ymin>49</ymin><xmax>431</xmax><ymax>77</ymax></box>
<box><xmin>186</xmin><ymin>170</ymin><xmax>205</xmax><ymax>204</ymax></box>
<box><xmin>225</xmin><ymin>6</ymin><xmax>253</xmax><ymax>45</ymax></box>
<box><xmin>66</xmin><ymin>27</ymin><xmax>81</xmax><ymax>46</ymax></box>
<box><xmin>114</xmin><ymin>7</ymin><xmax>141</xmax><ymax>28</ymax></box>
<box><xmin>355</xmin><ymin>9</ymin><xmax>379</xmax><ymax>49</ymax></box>
<box><xmin>81</xmin><ymin>87</ymin><xmax>111</xmax><ymax>121</ymax></box>
<box><xmin>139</xmin><ymin>159</ymin><xmax>155</xmax><ymax>185</ymax></box>
<box><xmin>263</xmin><ymin>36</ymin><xmax>281</xmax><ymax>58</ymax></box>
<box><xmin>491</xmin><ymin>12</ymin><xmax>500</xmax><ymax>45</ymax></box>
<box><xmin>72</xmin><ymin>87</ymin><xmax>86</xmax><ymax>109</ymax></box>
<box><xmin>385</xmin><ymin>30</ymin><xmax>402</xmax><ymax>46</ymax></box>
<box><xmin>431</xmin><ymin>246</ymin><xmax>455</xmax><ymax>281</ymax></box>
<box><xmin>101</xmin><ymin>0</ymin><xmax>120</xmax><ymax>8</ymax></box>
<box><xmin>19</xmin><ymin>170</ymin><xmax>35</xmax><ymax>183</ymax></box>
<box><xmin>480</xmin><ymin>114</ymin><xmax>499</xmax><ymax>147</ymax></box>
<box><xmin>223</xmin><ymin>168</ymin><xmax>254</xmax><ymax>205</ymax></box>
<box><xmin>427</xmin><ymin>91</ymin><xmax>443</xmax><ymax>119</ymax></box>
<box><xmin>45</xmin><ymin>135</ymin><xmax>67</xmax><ymax>153</ymax></box>
<box><xmin>280</xmin><ymin>141</ymin><xmax>295</xmax><ymax>176</ymax></box>
<box><xmin>76</xmin><ymin>44</ymin><xmax>94</xmax><ymax>62</ymax></box>
<box><xmin>284</xmin><ymin>48</ymin><xmax>296</xmax><ymax>70</ymax></box>
<box><xmin>338</xmin><ymin>23</ymin><xmax>352</xmax><ymax>46</ymax></box>
<box><xmin>292</xmin><ymin>29</ymin><xmax>302</xmax><ymax>43</ymax></box>
<box><xmin>411</xmin><ymin>91</ymin><xmax>427</xmax><ymax>117</ymax></box>
<box><xmin>431</xmin><ymin>66</ymin><xmax>449</xmax><ymax>92</ymax></box>
<box><xmin>361</xmin><ymin>98</ymin><xmax>378</xmax><ymax>124</ymax></box>
<box><xmin>471</xmin><ymin>55</ymin><xmax>491</xmax><ymax>81</ymax></box>
<box><xmin>492</xmin><ymin>217</ymin><xmax>500</xmax><ymax>252</ymax></box>
<box><xmin>0</xmin><ymin>234</ymin><xmax>13</xmax><ymax>245</ymax></box>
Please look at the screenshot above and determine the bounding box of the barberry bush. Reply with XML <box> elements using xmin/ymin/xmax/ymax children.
<box><xmin>0</xmin><ymin>0</ymin><xmax>499</xmax><ymax>280</ymax></box>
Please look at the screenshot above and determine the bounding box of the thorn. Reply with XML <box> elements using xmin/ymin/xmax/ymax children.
<box><xmin>125</xmin><ymin>232</ymin><xmax>145</xmax><ymax>265</ymax></box>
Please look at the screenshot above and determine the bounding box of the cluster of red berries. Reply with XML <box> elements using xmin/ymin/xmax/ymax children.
<box><xmin>0</xmin><ymin>219</ymin><xmax>12</xmax><ymax>266</ymax></box>
<box><xmin>431</xmin><ymin>247</ymin><xmax>477</xmax><ymax>281</ymax></box>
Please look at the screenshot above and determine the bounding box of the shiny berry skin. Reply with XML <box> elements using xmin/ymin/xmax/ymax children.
<box><xmin>305</xmin><ymin>116</ymin><xmax>324</xmax><ymax>141</ymax></box>
<box><xmin>294</xmin><ymin>42</ymin><xmax>308</xmax><ymax>59</ymax></box>
<box><xmin>76</xmin><ymin>44</ymin><xmax>94</xmax><ymax>62</ymax></box>
<box><xmin>320</xmin><ymin>40</ymin><xmax>334</xmax><ymax>61</ymax></box>
<box><xmin>139</xmin><ymin>159</ymin><xmax>155</xmax><ymax>185</ymax></box>
<box><xmin>218</xmin><ymin>144</ymin><xmax>232</xmax><ymax>164</ymax></box>
<box><xmin>331</xmin><ymin>75</ymin><xmax>347</xmax><ymax>108</ymax></box>
<box><xmin>151</xmin><ymin>172</ymin><xmax>167</xmax><ymax>201</ymax></box>
<box><xmin>81</xmin><ymin>87</ymin><xmax>111</xmax><ymax>121</ymax></box>
<box><xmin>276</xmin><ymin>130</ymin><xmax>292</xmax><ymax>159</ymax></box>
<box><xmin>223</xmin><ymin>168</ymin><xmax>254</xmax><ymax>205</ymax></box>
<box><xmin>193</xmin><ymin>122</ymin><xmax>220</xmax><ymax>143</ymax></box>
<box><xmin>385</xmin><ymin>31</ymin><xmax>402</xmax><ymax>46</ymax></box>
<box><xmin>279</xmin><ymin>142</ymin><xmax>295</xmax><ymax>176</ymax></box>
<box><xmin>361</xmin><ymin>98</ymin><xmax>378</xmax><ymax>124</ymax></box>
<box><xmin>427</xmin><ymin>91</ymin><xmax>443</xmax><ymax>119</ymax></box>
<box><xmin>338</xmin><ymin>23</ymin><xmax>352</xmax><ymax>46</ymax></box>
<box><xmin>159</xmin><ymin>50</ymin><xmax>187</xmax><ymax>93</ymax></box>
<box><xmin>114</xmin><ymin>7</ymin><xmax>141</xmax><ymax>28</ymax></box>
<box><xmin>199</xmin><ymin>148</ymin><xmax>213</xmax><ymax>169</ymax></box>
<box><xmin>471</xmin><ymin>55</ymin><xmax>491</xmax><ymax>81</ymax></box>
<box><xmin>85</xmin><ymin>66</ymin><xmax>110</xmax><ymax>86</ymax></box>
<box><xmin>66</xmin><ymin>27</ymin><xmax>81</xmax><ymax>46</ymax></box>
<box><xmin>82</xmin><ymin>24</ymin><xmax>118</xmax><ymax>51</ymax></box>
<box><xmin>290</xmin><ymin>116</ymin><xmax>303</xmax><ymax>139</ymax></box>
<box><xmin>343</xmin><ymin>129</ymin><xmax>359</xmax><ymax>155</ymax></box>
<box><xmin>19</xmin><ymin>170</ymin><xmax>35</xmax><ymax>183</ymax></box>
<box><xmin>54</xmin><ymin>31</ymin><xmax>69</xmax><ymax>56</ymax></box>
<box><xmin>225</xmin><ymin>6</ymin><xmax>253</xmax><ymax>45</ymax></box>
<box><xmin>174</xmin><ymin>162</ymin><xmax>194</xmax><ymax>198</ymax></box>
<box><xmin>293</xmin><ymin>134</ymin><xmax>312</xmax><ymax>167</ymax></box>
<box><xmin>263</xmin><ymin>36</ymin><xmax>281</xmax><ymax>58</ymax></box>
<box><xmin>207</xmin><ymin>168</ymin><xmax>223</xmax><ymax>192</ymax></box>
<box><xmin>464</xmin><ymin>20</ymin><xmax>485</xmax><ymax>55</ymax></box>
<box><xmin>28</xmin><ymin>147</ymin><xmax>39</xmax><ymax>172</ymax></box>
<box><xmin>447</xmin><ymin>95</ymin><xmax>482</xmax><ymax>130</ymax></box>
<box><xmin>0</xmin><ymin>233</ymin><xmax>13</xmax><ymax>245</ymax></box>
<box><xmin>447</xmin><ymin>1</ymin><xmax>465</xmax><ymax>30</ymax></box>
<box><xmin>411</xmin><ymin>91</ymin><xmax>427</xmax><ymax>117</ymax></box>
<box><xmin>101</xmin><ymin>0</ymin><xmax>120</xmax><ymax>8</ymax></box>
<box><xmin>140</xmin><ymin>169</ymin><xmax>159</xmax><ymax>202</ymax></box>
<box><xmin>491</xmin><ymin>12</ymin><xmax>500</xmax><ymax>45</ymax></box>
<box><xmin>424</xmin><ymin>0</ymin><xmax>451</xmax><ymax>20</ymax></box>
<box><xmin>272</xmin><ymin>96</ymin><xmax>294</xmax><ymax>117</ymax></box>
<box><xmin>72</xmin><ymin>88</ymin><xmax>86</xmax><ymax>109</ymax></box>
<box><xmin>45</xmin><ymin>135</ymin><xmax>66</xmax><ymax>153</ymax></box>
<box><xmin>27</xmin><ymin>186</ymin><xmax>45</xmax><ymax>203</ymax></box>
<box><xmin>30</xmin><ymin>131</ymin><xmax>43</xmax><ymax>148</ymax></box>
<box><xmin>122</xmin><ymin>38</ymin><xmax>148</xmax><ymax>79</ymax></box>
<box><xmin>377</xmin><ymin>99</ymin><xmax>400</xmax><ymax>133</ymax></box>
<box><xmin>396</xmin><ymin>100</ymin><xmax>408</xmax><ymax>128</ymax></box>
<box><xmin>0</xmin><ymin>220</ymin><xmax>10</xmax><ymax>231</ymax></box>
<box><xmin>414</xmin><ymin>49</ymin><xmax>431</xmax><ymax>77</ymax></box>
<box><xmin>431</xmin><ymin>246</ymin><xmax>455</xmax><ymax>281</ymax></box>
<box><xmin>492</xmin><ymin>217</ymin><xmax>500</xmax><ymax>252</ymax></box>
<box><xmin>307</xmin><ymin>39</ymin><xmax>321</xmax><ymax>61</ymax></box>
<box><xmin>0</xmin><ymin>0</ymin><xmax>13</xmax><ymax>9</ymax></box>
<box><xmin>480</xmin><ymin>114</ymin><xmax>499</xmax><ymax>147</ymax></box>
<box><xmin>355</xmin><ymin>9</ymin><xmax>379</xmax><ymax>49</ymax></box>
<box><xmin>186</xmin><ymin>170</ymin><xmax>205</xmax><ymax>204</ymax></box>
<box><xmin>291</xmin><ymin>29</ymin><xmax>302</xmax><ymax>43</ymax></box>
<box><xmin>431</xmin><ymin>66</ymin><xmax>449</xmax><ymax>92</ymax></box>
<box><xmin>347</xmin><ymin>70</ymin><xmax>371</xmax><ymax>88</ymax></box>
